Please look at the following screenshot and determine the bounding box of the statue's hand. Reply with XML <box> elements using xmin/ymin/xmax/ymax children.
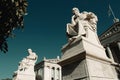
<box><xmin>72</xmin><ymin>15</ymin><xmax>75</xmax><ymax>20</ymax></box>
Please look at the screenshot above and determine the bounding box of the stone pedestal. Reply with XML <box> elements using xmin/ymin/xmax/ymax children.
<box><xmin>59</xmin><ymin>36</ymin><xmax>118</xmax><ymax>80</ymax></box>
<box><xmin>13</xmin><ymin>72</ymin><xmax>35</xmax><ymax>80</ymax></box>
<box><xmin>13</xmin><ymin>64</ymin><xmax>36</xmax><ymax>80</ymax></box>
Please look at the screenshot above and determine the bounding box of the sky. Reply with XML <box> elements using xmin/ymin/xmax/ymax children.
<box><xmin>0</xmin><ymin>0</ymin><xmax>120</xmax><ymax>79</ymax></box>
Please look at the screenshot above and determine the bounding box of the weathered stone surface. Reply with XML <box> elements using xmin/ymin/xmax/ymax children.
<box><xmin>62</xmin><ymin>59</ymin><xmax>88</xmax><ymax>80</ymax></box>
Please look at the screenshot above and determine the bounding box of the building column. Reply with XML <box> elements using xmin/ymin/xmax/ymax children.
<box><xmin>55</xmin><ymin>67</ymin><xmax>61</xmax><ymax>80</ymax></box>
<box><xmin>59</xmin><ymin>67</ymin><xmax>62</xmax><ymax>80</ymax></box>
<box><xmin>106</xmin><ymin>45</ymin><xmax>114</xmax><ymax>62</ymax></box>
<box><xmin>55</xmin><ymin>67</ymin><xmax>58</xmax><ymax>80</ymax></box>
<box><xmin>117</xmin><ymin>41</ymin><xmax>120</xmax><ymax>51</ymax></box>
<box><xmin>44</xmin><ymin>65</ymin><xmax>51</xmax><ymax>80</ymax></box>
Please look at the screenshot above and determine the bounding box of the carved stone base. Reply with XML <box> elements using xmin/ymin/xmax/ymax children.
<box><xmin>60</xmin><ymin>57</ymin><xmax>118</xmax><ymax>80</ymax></box>
<box><xmin>13</xmin><ymin>72</ymin><xmax>35</xmax><ymax>80</ymax></box>
<box><xmin>61</xmin><ymin>36</ymin><xmax>109</xmax><ymax>62</ymax></box>
<box><xmin>59</xmin><ymin>36</ymin><xmax>118</xmax><ymax>80</ymax></box>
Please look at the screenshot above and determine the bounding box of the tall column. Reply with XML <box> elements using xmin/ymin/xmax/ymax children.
<box><xmin>106</xmin><ymin>45</ymin><xmax>114</xmax><ymax>62</ymax></box>
<box><xmin>117</xmin><ymin>41</ymin><xmax>120</xmax><ymax>51</ymax></box>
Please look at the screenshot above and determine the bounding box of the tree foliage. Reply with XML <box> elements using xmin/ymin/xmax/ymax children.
<box><xmin>0</xmin><ymin>0</ymin><xmax>28</xmax><ymax>53</ymax></box>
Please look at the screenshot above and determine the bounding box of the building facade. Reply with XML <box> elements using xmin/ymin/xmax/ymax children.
<box><xmin>99</xmin><ymin>22</ymin><xmax>120</xmax><ymax>79</ymax></box>
<box><xmin>35</xmin><ymin>57</ymin><xmax>62</xmax><ymax>80</ymax></box>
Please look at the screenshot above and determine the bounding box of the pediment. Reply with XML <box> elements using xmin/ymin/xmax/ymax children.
<box><xmin>99</xmin><ymin>22</ymin><xmax>120</xmax><ymax>40</ymax></box>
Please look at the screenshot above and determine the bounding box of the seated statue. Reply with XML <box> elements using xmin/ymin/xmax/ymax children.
<box><xmin>13</xmin><ymin>49</ymin><xmax>38</xmax><ymax>80</ymax></box>
<box><xmin>66</xmin><ymin>7</ymin><xmax>98</xmax><ymax>42</ymax></box>
<box><xmin>27</xmin><ymin>49</ymin><xmax>38</xmax><ymax>62</ymax></box>
<box><xmin>66</xmin><ymin>7</ymin><xmax>86</xmax><ymax>39</ymax></box>
<box><xmin>17</xmin><ymin>49</ymin><xmax>38</xmax><ymax>72</ymax></box>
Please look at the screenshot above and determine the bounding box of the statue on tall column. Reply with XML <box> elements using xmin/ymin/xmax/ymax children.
<box><xmin>66</xmin><ymin>7</ymin><xmax>100</xmax><ymax>44</ymax></box>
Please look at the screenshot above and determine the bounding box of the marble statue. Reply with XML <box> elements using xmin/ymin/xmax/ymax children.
<box><xmin>13</xmin><ymin>49</ymin><xmax>38</xmax><ymax>80</ymax></box>
<box><xmin>66</xmin><ymin>7</ymin><xmax>100</xmax><ymax>44</ymax></box>
<box><xmin>61</xmin><ymin>7</ymin><xmax>119</xmax><ymax>80</ymax></box>
<box><xmin>18</xmin><ymin>49</ymin><xmax>37</xmax><ymax>72</ymax></box>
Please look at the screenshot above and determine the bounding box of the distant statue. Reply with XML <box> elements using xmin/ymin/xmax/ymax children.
<box><xmin>13</xmin><ymin>49</ymin><xmax>38</xmax><ymax>80</ymax></box>
<box><xmin>66</xmin><ymin>7</ymin><xmax>98</xmax><ymax>41</ymax></box>
<box><xmin>18</xmin><ymin>49</ymin><xmax>38</xmax><ymax>72</ymax></box>
<box><xmin>27</xmin><ymin>48</ymin><xmax>38</xmax><ymax>63</ymax></box>
<box><xmin>66</xmin><ymin>7</ymin><xmax>101</xmax><ymax>45</ymax></box>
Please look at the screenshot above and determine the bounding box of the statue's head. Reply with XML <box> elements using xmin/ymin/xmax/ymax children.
<box><xmin>72</xmin><ymin>7</ymin><xmax>80</xmax><ymax>15</ymax></box>
<box><xmin>28</xmin><ymin>48</ymin><xmax>32</xmax><ymax>54</ymax></box>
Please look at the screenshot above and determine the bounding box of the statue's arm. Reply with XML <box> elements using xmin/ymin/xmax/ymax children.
<box><xmin>71</xmin><ymin>15</ymin><xmax>76</xmax><ymax>25</ymax></box>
